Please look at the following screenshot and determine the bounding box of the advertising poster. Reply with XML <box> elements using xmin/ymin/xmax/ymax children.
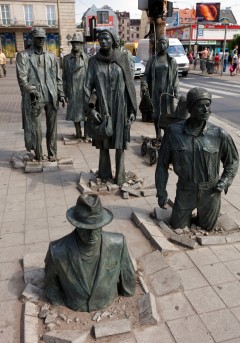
<box><xmin>46</xmin><ymin>33</ymin><xmax>59</xmax><ymax>56</ymax></box>
<box><xmin>196</xmin><ymin>3</ymin><xmax>220</xmax><ymax>22</ymax></box>
<box><xmin>0</xmin><ymin>33</ymin><xmax>16</xmax><ymax>58</ymax></box>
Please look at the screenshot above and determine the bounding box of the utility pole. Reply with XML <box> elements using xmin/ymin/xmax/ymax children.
<box><xmin>57</xmin><ymin>0</ymin><xmax>62</xmax><ymax>48</ymax></box>
<box><xmin>220</xmin><ymin>17</ymin><xmax>230</xmax><ymax>76</ymax></box>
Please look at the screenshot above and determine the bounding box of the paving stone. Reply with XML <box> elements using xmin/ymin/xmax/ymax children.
<box><xmin>21</xmin><ymin>283</ymin><xmax>45</xmax><ymax>303</ymax></box>
<box><xmin>24</xmin><ymin>310</ymin><xmax>39</xmax><ymax>343</ymax></box>
<box><xmin>131</xmin><ymin>182</ymin><xmax>141</xmax><ymax>190</ymax></box>
<box><xmin>152</xmin><ymin>235</ymin><xmax>179</xmax><ymax>252</ymax></box>
<box><xmin>157</xmin><ymin>291</ymin><xmax>194</xmax><ymax>321</ymax></box>
<box><xmin>199</xmin><ymin>262</ymin><xmax>236</xmax><ymax>285</ymax></box>
<box><xmin>131</xmin><ymin>210</ymin><xmax>156</xmax><ymax>228</ymax></box>
<box><xmin>170</xmin><ymin>233</ymin><xmax>197</xmax><ymax>249</ymax></box>
<box><xmin>0</xmin><ymin>300</ymin><xmax>17</xmax><ymax>326</ymax></box>
<box><xmin>43</xmin><ymin>161</ymin><xmax>58</xmax><ymax>172</ymax></box>
<box><xmin>45</xmin><ymin>312</ymin><xmax>58</xmax><ymax>324</ymax></box>
<box><xmin>106</xmin><ymin>182</ymin><xmax>119</xmax><ymax>191</ymax></box>
<box><xmin>149</xmin><ymin>267</ymin><xmax>182</xmax><ymax>296</ymax></box>
<box><xmin>185</xmin><ymin>286</ymin><xmax>226</xmax><ymax>314</ymax></box>
<box><xmin>138</xmin><ymin>292</ymin><xmax>160</xmax><ymax>325</ymax></box>
<box><xmin>200</xmin><ymin>309</ymin><xmax>240</xmax><ymax>342</ymax></box>
<box><xmin>77</xmin><ymin>183</ymin><xmax>93</xmax><ymax>194</ymax></box>
<box><xmin>139</xmin><ymin>276</ymin><xmax>149</xmax><ymax>294</ymax></box>
<box><xmin>139</xmin><ymin>250</ymin><xmax>169</xmax><ymax>276</ymax></box>
<box><xmin>141</xmin><ymin>188</ymin><xmax>156</xmax><ymax>197</ymax></box>
<box><xmin>216</xmin><ymin>213</ymin><xmax>239</xmax><ymax>231</ymax></box>
<box><xmin>121</xmin><ymin>185</ymin><xmax>141</xmax><ymax>197</ymax></box>
<box><xmin>226</xmin><ymin>233</ymin><xmax>240</xmax><ymax>243</ymax></box>
<box><xmin>158</xmin><ymin>220</ymin><xmax>174</xmax><ymax>235</ymax></box>
<box><xmin>154</xmin><ymin>206</ymin><xmax>172</xmax><ymax>221</ymax></box>
<box><xmin>11</xmin><ymin>156</ymin><xmax>25</xmax><ymax>169</ymax></box>
<box><xmin>122</xmin><ymin>191</ymin><xmax>129</xmax><ymax>199</ymax></box>
<box><xmin>43</xmin><ymin>329</ymin><xmax>89</xmax><ymax>343</ymax></box>
<box><xmin>46</xmin><ymin>323</ymin><xmax>57</xmax><ymax>331</ymax></box>
<box><xmin>79</xmin><ymin>171</ymin><xmax>96</xmax><ymax>184</ymax></box>
<box><xmin>0</xmin><ymin>326</ymin><xmax>15</xmax><ymax>343</ymax></box>
<box><xmin>23</xmin><ymin>252</ymin><xmax>45</xmax><ymax>289</ymax></box>
<box><xmin>25</xmin><ymin>161</ymin><xmax>43</xmax><ymax>173</ymax></box>
<box><xmin>39</xmin><ymin>303</ymin><xmax>50</xmax><ymax>319</ymax></box>
<box><xmin>165</xmin><ymin>251</ymin><xmax>195</xmax><ymax>271</ymax></box>
<box><xmin>213</xmin><ymin>281</ymin><xmax>240</xmax><ymax>307</ymax></box>
<box><xmin>134</xmin><ymin>324</ymin><xmax>175</xmax><ymax>343</ymax></box>
<box><xmin>224</xmin><ymin>259</ymin><xmax>240</xmax><ymax>280</ymax></box>
<box><xmin>57</xmin><ymin>157</ymin><xmax>73</xmax><ymax>165</ymax></box>
<box><xmin>231</xmin><ymin>306</ymin><xmax>240</xmax><ymax>322</ymax></box>
<box><xmin>187</xmin><ymin>247</ymin><xmax>220</xmax><ymax>266</ymax></box>
<box><xmin>176</xmin><ymin>268</ymin><xmax>209</xmax><ymax>290</ymax></box>
<box><xmin>94</xmin><ymin>318</ymin><xmax>131</xmax><ymax>338</ymax></box>
<box><xmin>174</xmin><ymin>228</ymin><xmax>184</xmax><ymax>235</ymax></box>
<box><xmin>167</xmin><ymin>315</ymin><xmax>214</xmax><ymax>343</ymax></box>
<box><xmin>24</xmin><ymin>302</ymin><xmax>39</xmax><ymax>317</ymax></box>
<box><xmin>63</xmin><ymin>138</ymin><xmax>79</xmax><ymax>145</ymax></box>
<box><xmin>197</xmin><ymin>235</ymin><xmax>227</xmax><ymax>245</ymax></box>
<box><xmin>210</xmin><ymin>245</ymin><xmax>240</xmax><ymax>262</ymax></box>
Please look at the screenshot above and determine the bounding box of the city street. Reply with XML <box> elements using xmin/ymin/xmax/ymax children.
<box><xmin>1</xmin><ymin>64</ymin><xmax>240</xmax><ymax>342</ymax></box>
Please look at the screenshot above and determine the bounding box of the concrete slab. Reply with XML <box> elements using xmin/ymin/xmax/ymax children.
<box><xmin>216</xmin><ymin>213</ymin><xmax>239</xmax><ymax>231</ymax></box>
<box><xmin>231</xmin><ymin>306</ymin><xmax>240</xmax><ymax>322</ymax></box>
<box><xmin>187</xmin><ymin>247</ymin><xmax>220</xmax><ymax>266</ymax></box>
<box><xmin>165</xmin><ymin>251</ymin><xmax>195</xmax><ymax>271</ymax></box>
<box><xmin>213</xmin><ymin>281</ymin><xmax>240</xmax><ymax>307</ymax></box>
<box><xmin>134</xmin><ymin>324</ymin><xmax>175</xmax><ymax>343</ymax></box>
<box><xmin>94</xmin><ymin>318</ymin><xmax>131</xmax><ymax>338</ymax></box>
<box><xmin>149</xmin><ymin>267</ymin><xmax>182</xmax><ymax>296</ymax></box>
<box><xmin>43</xmin><ymin>330</ymin><xmax>89</xmax><ymax>343</ymax></box>
<box><xmin>138</xmin><ymin>292</ymin><xmax>160</xmax><ymax>325</ymax></box>
<box><xmin>210</xmin><ymin>245</ymin><xmax>240</xmax><ymax>262</ymax></box>
<box><xmin>23</xmin><ymin>252</ymin><xmax>45</xmax><ymax>289</ymax></box>
<box><xmin>198</xmin><ymin>263</ymin><xmax>236</xmax><ymax>285</ymax></box>
<box><xmin>176</xmin><ymin>268</ymin><xmax>209</xmax><ymax>290</ymax></box>
<box><xmin>224</xmin><ymin>259</ymin><xmax>240</xmax><ymax>280</ymax></box>
<box><xmin>139</xmin><ymin>250</ymin><xmax>168</xmax><ymax>276</ymax></box>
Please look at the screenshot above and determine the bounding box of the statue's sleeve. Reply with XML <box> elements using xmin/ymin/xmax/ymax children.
<box><xmin>118</xmin><ymin>237</ymin><xmax>136</xmax><ymax>296</ymax></box>
<box><xmin>219</xmin><ymin>131</ymin><xmax>239</xmax><ymax>192</ymax></box>
<box><xmin>55</xmin><ymin>56</ymin><xmax>64</xmax><ymax>98</ymax></box>
<box><xmin>84</xmin><ymin>57</ymin><xmax>95</xmax><ymax>102</ymax></box>
<box><xmin>16</xmin><ymin>52</ymin><xmax>35</xmax><ymax>93</ymax></box>
<box><xmin>155</xmin><ymin>128</ymin><xmax>171</xmax><ymax>199</ymax></box>
<box><xmin>62</xmin><ymin>57</ymin><xmax>67</xmax><ymax>97</ymax></box>
<box><xmin>44</xmin><ymin>247</ymin><xmax>64</xmax><ymax>305</ymax></box>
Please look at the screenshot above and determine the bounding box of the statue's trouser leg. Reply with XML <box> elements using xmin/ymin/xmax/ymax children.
<box><xmin>98</xmin><ymin>149</ymin><xmax>113</xmax><ymax>180</ymax></box>
<box><xmin>32</xmin><ymin>110</ymin><xmax>43</xmax><ymax>161</ymax></box>
<box><xmin>196</xmin><ymin>188</ymin><xmax>221</xmax><ymax>231</ymax></box>
<box><xmin>74</xmin><ymin>122</ymin><xmax>82</xmax><ymax>138</ymax></box>
<box><xmin>83</xmin><ymin>120</ymin><xmax>88</xmax><ymax>139</ymax></box>
<box><xmin>154</xmin><ymin>119</ymin><xmax>162</xmax><ymax>141</ymax></box>
<box><xmin>115</xmin><ymin>149</ymin><xmax>126</xmax><ymax>185</ymax></box>
<box><xmin>45</xmin><ymin>103</ymin><xmax>57</xmax><ymax>159</ymax></box>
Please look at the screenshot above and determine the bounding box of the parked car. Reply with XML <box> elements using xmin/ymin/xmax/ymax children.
<box><xmin>133</xmin><ymin>56</ymin><xmax>145</xmax><ymax>77</ymax></box>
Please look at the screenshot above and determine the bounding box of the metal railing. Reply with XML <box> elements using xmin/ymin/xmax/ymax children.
<box><xmin>0</xmin><ymin>19</ymin><xmax>58</xmax><ymax>27</ymax></box>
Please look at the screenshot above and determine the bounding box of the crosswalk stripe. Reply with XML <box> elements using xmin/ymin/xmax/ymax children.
<box><xmin>179</xmin><ymin>83</ymin><xmax>237</xmax><ymax>97</ymax></box>
<box><xmin>179</xmin><ymin>86</ymin><xmax>222</xmax><ymax>98</ymax></box>
<box><xmin>208</xmin><ymin>81</ymin><xmax>240</xmax><ymax>89</ymax></box>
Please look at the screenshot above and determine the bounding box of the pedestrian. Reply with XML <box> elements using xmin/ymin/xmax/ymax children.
<box><xmin>236</xmin><ymin>53</ymin><xmax>240</xmax><ymax>76</ymax></box>
<box><xmin>85</xmin><ymin>29</ymin><xmax>137</xmax><ymax>185</ymax></box>
<box><xmin>16</xmin><ymin>27</ymin><xmax>66</xmax><ymax>161</ymax></box>
<box><xmin>223</xmin><ymin>48</ymin><xmax>229</xmax><ymax>72</ymax></box>
<box><xmin>187</xmin><ymin>49</ymin><xmax>194</xmax><ymax>69</ymax></box>
<box><xmin>214</xmin><ymin>52</ymin><xmax>220</xmax><ymax>73</ymax></box>
<box><xmin>199</xmin><ymin>47</ymin><xmax>208</xmax><ymax>60</ymax></box>
<box><xmin>156</xmin><ymin>87</ymin><xmax>239</xmax><ymax>231</ymax></box>
<box><xmin>0</xmin><ymin>48</ymin><xmax>7</xmax><ymax>77</ymax></box>
<box><xmin>230</xmin><ymin>49</ymin><xmax>238</xmax><ymax>76</ymax></box>
<box><xmin>62</xmin><ymin>33</ymin><xmax>89</xmax><ymax>139</ymax></box>
<box><xmin>218</xmin><ymin>48</ymin><xmax>223</xmax><ymax>60</ymax></box>
<box><xmin>142</xmin><ymin>36</ymin><xmax>179</xmax><ymax>140</ymax></box>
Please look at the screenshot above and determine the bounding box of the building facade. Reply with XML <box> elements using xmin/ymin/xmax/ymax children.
<box><xmin>0</xmin><ymin>0</ymin><xmax>76</xmax><ymax>57</ymax></box>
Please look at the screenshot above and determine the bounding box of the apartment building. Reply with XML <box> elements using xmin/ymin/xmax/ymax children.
<box><xmin>0</xmin><ymin>0</ymin><xmax>76</xmax><ymax>57</ymax></box>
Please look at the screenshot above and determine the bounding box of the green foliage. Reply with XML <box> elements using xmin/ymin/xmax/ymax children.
<box><xmin>227</xmin><ymin>34</ymin><xmax>240</xmax><ymax>53</ymax></box>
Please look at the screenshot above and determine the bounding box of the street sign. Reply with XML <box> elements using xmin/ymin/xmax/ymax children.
<box><xmin>220</xmin><ymin>17</ymin><xmax>230</xmax><ymax>24</ymax></box>
<box><xmin>66</xmin><ymin>34</ymin><xmax>72</xmax><ymax>41</ymax></box>
<box><xmin>198</xmin><ymin>24</ymin><xmax>204</xmax><ymax>29</ymax></box>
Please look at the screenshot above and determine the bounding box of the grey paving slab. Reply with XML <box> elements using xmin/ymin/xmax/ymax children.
<box><xmin>0</xmin><ymin>261</ymin><xmax>23</xmax><ymax>281</ymax></box>
<box><xmin>176</xmin><ymin>268</ymin><xmax>209</xmax><ymax>290</ymax></box>
<box><xmin>231</xmin><ymin>306</ymin><xmax>240</xmax><ymax>322</ymax></box>
<box><xmin>234</xmin><ymin>242</ymin><xmax>240</xmax><ymax>252</ymax></box>
<box><xmin>134</xmin><ymin>324</ymin><xmax>175</xmax><ymax>343</ymax></box>
<box><xmin>149</xmin><ymin>267</ymin><xmax>182</xmax><ymax>296</ymax></box>
<box><xmin>185</xmin><ymin>286</ymin><xmax>226</xmax><ymax>314</ymax></box>
<box><xmin>167</xmin><ymin>315</ymin><xmax>214</xmax><ymax>343</ymax></box>
<box><xmin>187</xmin><ymin>247</ymin><xmax>220</xmax><ymax>266</ymax></box>
<box><xmin>0</xmin><ymin>300</ymin><xmax>19</xmax><ymax>327</ymax></box>
<box><xmin>200</xmin><ymin>309</ymin><xmax>240</xmax><ymax>342</ymax></box>
<box><xmin>156</xmin><ymin>292</ymin><xmax>194</xmax><ymax>321</ymax></box>
<box><xmin>165</xmin><ymin>251</ymin><xmax>195</xmax><ymax>271</ymax></box>
<box><xmin>213</xmin><ymin>281</ymin><xmax>240</xmax><ymax>307</ymax></box>
<box><xmin>139</xmin><ymin>250</ymin><xmax>169</xmax><ymax>276</ymax></box>
<box><xmin>0</xmin><ymin>325</ymin><xmax>15</xmax><ymax>343</ymax></box>
<box><xmin>210</xmin><ymin>245</ymin><xmax>240</xmax><ymax>262</ymax></box>
<box><xmin>199</xmin><ymin>262</ymin><xmax>237</xmax><ymax>285</ymax></box>
<box><xmin>0</xmin><ymin>232</ymin><xmax>24</xmax><ymax>248</ymax></box>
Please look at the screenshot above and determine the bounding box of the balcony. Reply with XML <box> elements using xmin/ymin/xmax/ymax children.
<box><xmin>0</xmin><ymin>19</ymin><xmax>58</xmax><ymax>28</ymax></box>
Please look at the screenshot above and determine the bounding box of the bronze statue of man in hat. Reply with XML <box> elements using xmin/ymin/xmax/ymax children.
<box><xmin>45</xmin><ymin>194</ymin><xmax>136</xmax><ymax>312</ymax></box>
<box><xmin>62</xmin><ymin>33</ymin><xmax>89</xmax><ymax>139</ymax></box>
<box><xmin>16</xmin><ymin>27</ymin><xmax>66</xmax><ymax>161</ymax></box>
<box><xmin>156</xmin><ymin>87</ymin><xmax>239</xmax><ymax>231</ymax></box>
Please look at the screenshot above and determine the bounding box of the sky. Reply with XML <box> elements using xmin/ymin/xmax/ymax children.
<box><xmin>75</xmin><ymin>1</ymin><xmax>240</xmax><ymax>24</ymax></box>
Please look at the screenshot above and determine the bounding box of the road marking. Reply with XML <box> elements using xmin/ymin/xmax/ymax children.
<box><xmin>179</xmin><ymin>86</ymin><xmax>222</xmax><ymax>98</ymax></box>
<box><xmin>208</xmin><ymin>81</ymin><xmax>240</xmax><ymax>89</ymax></box>
<box><xmin>179</xmin><ymin>83</ymin><xmax>237</xmax><ymax>97</ymax></box>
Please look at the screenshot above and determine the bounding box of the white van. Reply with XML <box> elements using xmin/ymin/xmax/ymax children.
<box><xmin>137</xmin><ymin>38</ymin><xmax>190</xmax><ymax>77</ymax></box>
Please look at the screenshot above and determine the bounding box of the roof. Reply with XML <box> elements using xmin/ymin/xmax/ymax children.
<box><xmin>220</xmin><ymin>9</ymin><xmax>237</xmax><ymax>24</ymax></box>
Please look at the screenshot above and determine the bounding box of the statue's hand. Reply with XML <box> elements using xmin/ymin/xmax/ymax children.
<box><xmin>30</xmin><ymin>89</ymin><xmax>40</xmax><ymax>102</ymax></box>
<box><xmin>90</xmin><ymin>109</ymin><xmax>102</xmax><ymax>123</ymax></box>
<box><xmin>158</xmin><ymin>196</ymin><xmax>168</xmax><ymax>209</ymax></box>
<box><xmin>212</xmin><ymin>180</ymin><xmax>225</xmax><ymax>193</ymax></box>
<box><xmin>59</xmin><ymin>96</ymin><xmax>66</xmax><ymax>108</ymax></box>
<box><xmin>126</xmin><ymin>113</ymin><xmax>135</xmax><ymax>129</ymax></box>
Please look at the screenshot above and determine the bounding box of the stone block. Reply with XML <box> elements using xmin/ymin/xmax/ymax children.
<box><xmin>139</xmin><ymin>250</ymin><xmax>169</xmax><ymax>276</ymax></box>
<box><xmin>138</xmin><ymin>292</ymin><xmax>160</xmax><ymax>325</ymax></box>
<box><xmin>134</xmin><ymin>324</ymin><xmax>175</xmax><ymax>343</ymax></box>
<box><xmin>22</xmin><ymin>283</ymin><xmax>44</xmax><ymax>303</ymax></box>
<box><xmin>94</xmin><ymin>318</ymin><xmax>131</xmax><ymax>338</ymax></box>
<box><xmin>25</xmin><ymin>161</ymin><xmax>43</xmax><ymax>173</ymax></box>
<box><xmin>24</xmin><ymin>309</ymin><xmax>39</xmax><ymax>343</ymax></box>
<box><xmin>77</xmin><ymin>183</ymin><xmax>93</xmax><ymax>194</ymax></box>
<box><xmin>197</xmin><ymin>235</ymin><xmax>226</xmax><ymax>245</ymax></box>
<box><xmin>45</xmin><ymin>312</ymin><xmax>58</xmax><ymax>324</ymax></box>
<box><xmin>79</xmin><ymin>171</ymin><xmax>96</xmax><ymax>184</ymax></box>
<box><xmin>131</xmin><ymin>182</ymin><xmax>141</xmax><ymax>189</ymax></box>
<box><xmin>152</xmin><ymin>235</ymin><xmax>179</xmax><ymax>252</ymax></box>
<box><xmin>39</xmin><ymin>303</ymin><xmax>50</xmax><ymax>319</ymax></box>
<box><xmin>43</xmin><ymin>161</ymin><xmax>58</xmax><ymax>172</ymax></box>
<box><xmin>139</xmin><ymin>222</ymin><xmax>163</xmax><ymax>240</ymax></box>
<box><xmin>23</xmin><ymin>252</ymin><xmax>45</xmax><ymax>289</ymax></box>
<box><xmin>25</xmin><ymin>302</ymin><xmax>39</xmax><ymax>317</ymax></box>
<box><xmin>170</xmin><ymin>234</ymin><xmax>197</xmax><ymax>249</ymax></box>
<box><xmin>158</xmin><ymin>221</ymin><xmax>174</xmax><ymax>236</ymax></box>
<box><xmin>122</xmin><ymin>191</ymin><xmax>129</xmax><ymax>199</ymax></box>
<box><xmin>12</xmin><ymin>156</ymin><xmax>25</xmax><ymax>169</ymax></box>
<box><xmin>139</xmin><ymin>276</ymin><xmax>149</xmax><ymax>294</ymax></box>
<box><xmin>63</xmin><ymin>138</ymin><xmax>79</xmax><ymax>145</ymax></box>
<box><xmin>131</xmin><ymin>210</ymin><xmax>156</xmax><ymax>228</ymax></box>
<box><xmin>154</xmin><ymin>206</ymin><xmax>172</xmax><ymax>221</ymax></box>
<box><xmin>216</xmin><ymin>213</ymin><xmax>239</xmax><ymax>231</ymax></box>
<box><xmin>149</xmin><ymin>267</ymin><xmax>182</xmax><ymax>296</ymax></box>
<box><xmin>121</xmin><ymin>185</ymin><xmax>141</xmax><ymax>197</ymax></box>
<box><xmin>141</xmin><ymin>188</ymin><xmax>156</xmax><ymax>197</ymax></box>
<box><xmin>106</xmin><ymin>182</ymin><xmax>119</xmax><ymax>191</ymax></box>
<box><xmin>58</xmin><ymin>157</ymin><xmax>73</xmax><ymax>165</ymax></box>
<box><xmin>226</xmin><ymin>232</ymin><xmax>240</xmax><ymax>243</ymax></box>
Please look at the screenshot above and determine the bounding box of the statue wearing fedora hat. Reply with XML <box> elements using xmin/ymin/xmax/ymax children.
<box><xmin>16</xmin><ymin>27</ymin><xmax>66</xmax><ymax>161</ymax></box>
<box><xmin>62</xmin><ymin>33</ymin><xmax>89</xmax><ymax>139</ymax></box>
<box><xmin>45</xmin><ymin>194</ymin><xmax>136</xmax><ymax>312</ymax></box>
<box><xmin>156</xmin><ymin>87</ymin><xmax>239</xmax><ymax>231</ymax></box>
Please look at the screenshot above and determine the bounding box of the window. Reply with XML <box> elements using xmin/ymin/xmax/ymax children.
<box><xmin>46</xmin><ymin>5</ymin><xmax>56</xmax><ymax>26</ymax></box>
<box><xmin>1</xmin><ymin>5</ymin><xmax>11</xmax><ymax>25</ymax></box>
<box><xmin>97</xmin><ymin>11</ymin><xmax>109</xmax><ymax>24</ymax></box>
<box><xmin>127</xmin><ymin>30</ymin><xmax>129</xmax><ymax>34</ymax></box>
<box><xmin>136</xmin><ymin>34</ymin><xmax>139</xmax><ymax>38</ymax></box>
<box><xmin>24</xmin><ymin>5</ymin><xmax>33</xmax><ymax>26</ymax></box>
<box><xmin>137</xmin><ymin>27</ymin><xmax>139</xmax><ymax>31</ymax></box>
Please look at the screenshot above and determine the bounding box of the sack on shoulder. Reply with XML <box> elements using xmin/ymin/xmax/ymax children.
<box><xmin>87</xmin><ymin>111</ymin><xmax>113</xmax><ymax>141</ymax></box>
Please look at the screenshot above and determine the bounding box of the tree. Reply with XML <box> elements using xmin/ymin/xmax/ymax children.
<box><xmin>227</xmin><ymin>34</ymin><xmax>240</xmax><ymax>53</ymax></box>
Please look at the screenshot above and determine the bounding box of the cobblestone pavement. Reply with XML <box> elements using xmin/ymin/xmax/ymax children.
<box><xmin>1</xmin><ymin>65</ymin><xmax>240</xmax><ymax>343</ymax></box>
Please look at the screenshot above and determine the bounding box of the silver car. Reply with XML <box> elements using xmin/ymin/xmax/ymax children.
<box><xmin>133</xmin><ymin>56</ymin><xmax>145</xmax><ymax>77</ymax></box>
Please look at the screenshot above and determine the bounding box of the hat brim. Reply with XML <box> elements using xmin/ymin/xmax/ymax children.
<box><xmin>66</xmin><ymin>206</ymin><xmax>113</xmax><ymax>229</ymax></box>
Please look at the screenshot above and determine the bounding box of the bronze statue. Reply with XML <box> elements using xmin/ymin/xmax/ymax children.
<box><xmin>45</xmin><ymin>194</ymin><xmax>136</xmax><ymax>312</ymax></box>
<box><xmin>16</xmin><ymin>27</ymin><xmax>65</xmax><ymax>161</ymax></box>
<box><xmin>85</xmin><ymin>29</ymin><xmax>137</xmax><ymax>185</ymax></box>
<box><xmin>156</xmin><ymin>87</ymin><xmax>239</xmax><ymax>231</ymax></box>
<box><xmin>142</xmin><ymin>36</ymin><xmax>179</xmax><ymax>140</ymax></box>
<box><xmin>62</xmin><ymin>33</ymin><xmax>89</xmax><ymax>139</ymax></box>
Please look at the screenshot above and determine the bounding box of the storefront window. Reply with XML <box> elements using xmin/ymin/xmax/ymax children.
<box><xmin>1</xmin><ymin>5</ymin><xmax>11</xmax><ymax>25</ymax></box>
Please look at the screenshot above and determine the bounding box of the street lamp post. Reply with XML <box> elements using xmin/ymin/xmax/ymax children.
<box><xmin>220</xmin><ymin>17</ymin><xmax>230</xmax><ymax>76</ymax></box>
<box><xmin>57</xmin><ymin>0</ymin><xmax>62</xmax><ymax>48</ymax></box>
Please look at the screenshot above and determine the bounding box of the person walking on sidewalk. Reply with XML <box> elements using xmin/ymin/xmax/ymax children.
<box><xmin>230</xmin><ymin>49</ymin><xmax>238</xmax><ymax>76</ymax></box>
<box><xmin>62</xmin><ymin>33</ymin><xmax>89</xmax><ymax>139</ymax></box>
<box><xmin>16</xmin><ymin>27</ymin><xmax>65</xmax><ymax>161</ymax></box>
<box><xmin>0</xmin><ymin>48</ymin><xmax>6</xmax><ymax>77</ymax></box>
<box><xmin>156</xmin><ymin>87</ymin><xmax>239</xmax><ymax>232</ymax></box>
<box><xmin>223</xmin><ymin>48</ymin><xmax>229</xmax><ymax>72</ymax></box>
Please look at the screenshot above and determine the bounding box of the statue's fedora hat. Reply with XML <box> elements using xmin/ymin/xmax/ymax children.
<box><xmin>31</xmin><ymin>27</ymin><xmax>46</xmax><ymax>38</ymax></box>
<box><xmin>70</xmin><ymin>33</ymin><xmax>84</xmax><ymax>43</ymax></box>
<box><xmin>66</xmin><ymin>194</ymin><xmax>113</xmax><ymax>229</ymax></box>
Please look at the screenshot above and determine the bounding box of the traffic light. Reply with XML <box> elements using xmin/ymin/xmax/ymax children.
<box><xmin>167</xmin><ymin>1</ymin><xmax>173</xmax><ymax>17</ymax></box>
<box><xmin>148</xmin><ymin>0</ymin><xmax>164</xmax><ymax>18</ymax></box>
<box><xmin>89</xmin><ymin>16</ymin><xmax>97</xmax><ymax>41</ymax></box>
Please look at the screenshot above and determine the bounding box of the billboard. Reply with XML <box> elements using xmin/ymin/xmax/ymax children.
<box><xmin>196</xmin><ymin>3</ymin><xmax>220</xmax><ymax>22</ymax></box>
<box><xmin>166</xmin><ymin>10</ymin><xmax>179</xmax><ymax>27</ymax></box>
